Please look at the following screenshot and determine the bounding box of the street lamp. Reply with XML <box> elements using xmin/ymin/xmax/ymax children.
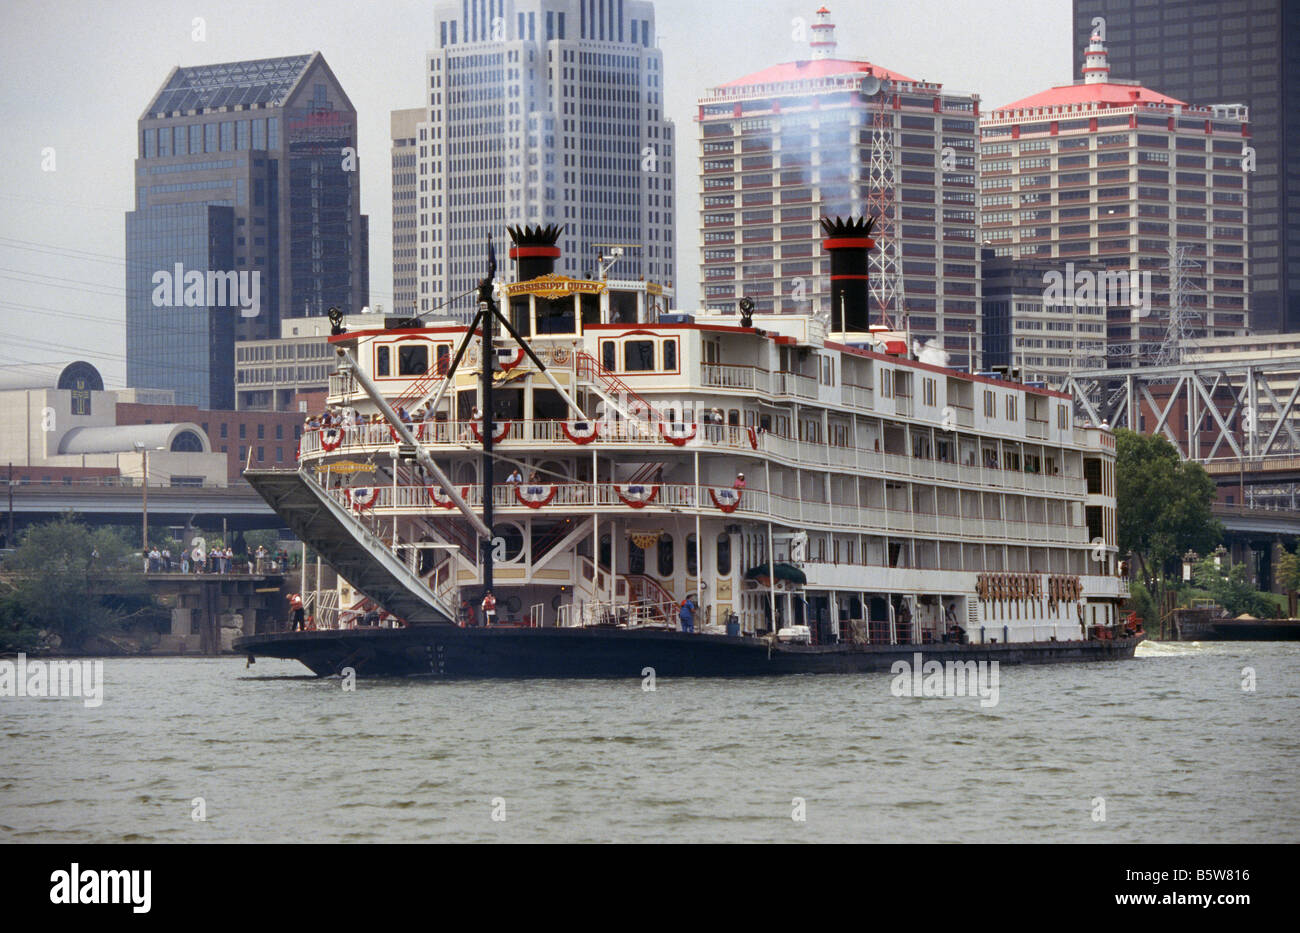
<box><xmin>134</xmin><ymin>441</ymin><xmax>165</xmax><ymax>561</ymax></box>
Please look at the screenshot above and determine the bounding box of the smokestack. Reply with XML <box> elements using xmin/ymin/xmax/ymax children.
<box><xmin>819</xmin><ymin>215</ymin><xmax>875</xmax><ymax>333</ymax></box>
<box><xmin>506</xmin><ymin>223</ymin><xmax>564</xmax><ymax>282</ymax></box>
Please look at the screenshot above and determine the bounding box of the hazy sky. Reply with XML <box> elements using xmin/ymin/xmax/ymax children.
<box><xmin>0</xmin><ymin>0</ymin><xmax>1075</xmax><ymax>388</ymax></box>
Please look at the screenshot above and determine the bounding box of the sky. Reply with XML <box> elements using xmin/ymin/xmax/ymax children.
<box><xmin>0</xmin><ymin>0</ymin><xmax>1075</xmax><ymax>388</ymax></box>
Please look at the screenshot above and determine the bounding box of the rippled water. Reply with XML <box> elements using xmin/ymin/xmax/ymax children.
<box><xmin>1</xmin><ymin>641</ymin><xmax>1297</xmax><ymax>843</ymax></box>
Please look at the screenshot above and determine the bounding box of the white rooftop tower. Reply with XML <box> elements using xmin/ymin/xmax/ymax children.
<box><xmin>810</xmin><ymin>6</ymin><xmax>837</xmax><ymax>59</ymax></box>
<box><xmin>1082</xmin><ymin>31</ymin><xmax>1109</xmax><ymax>84</ymax></box>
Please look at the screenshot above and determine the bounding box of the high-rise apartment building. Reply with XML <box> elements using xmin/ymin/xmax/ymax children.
<box><xmin>980</xmin><ymin>33</ymin><xmax>1250</xmax><ymax>363</ymax></box>
<box><xmin>127</xmin><ymin>53</ymin><xmax>367</xmax><ymax>409</ymax></box>
<box><xmin>981</xmin><ymin>250</ymin><xmax>1110</xmax><ymax>385</ymax></box>
<box><xmin>695</xmin><ymin>8</ymin><xmax>982</xmax><ymax>368</ymax></box>
<box><xmin>1072</xmin><ymin>0</ymin><xmax>1297</xmax><ymax>334</ymax></box>
<box><xmin>391</xmin><ymin>108</ymin><xmax>425</xmax><ymax>315</ymax></box>
<box><xmin>415</xmin><ymin>0</ymin><xmax>675</xmax><ymax>319</ymax></box>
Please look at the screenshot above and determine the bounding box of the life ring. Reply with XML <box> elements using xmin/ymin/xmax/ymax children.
<box><xmin>495</xmin><ymin>346</ymin><xmax>525</xmax><ymax>370</ymax></box>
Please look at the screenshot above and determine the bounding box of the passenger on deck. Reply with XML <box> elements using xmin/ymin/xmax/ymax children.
<box><xmin>679</xmin><ymin>595</ymin><xmax>697</xmax><ymax>634</ymax></box>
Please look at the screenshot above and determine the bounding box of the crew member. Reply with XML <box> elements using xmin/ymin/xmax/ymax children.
<box><xmin>481</xmin><ymin>590</ymin><xmax>497</xmax><ymax>626</ymax></box>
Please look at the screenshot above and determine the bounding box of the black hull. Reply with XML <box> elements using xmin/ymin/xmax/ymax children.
<box><xmin>234</xmin><ymin>626</ymin><xmax>1144</xmax><ymax>678</ymax></box>
<box><xmin>1174</xmin><ymin>621</ymin><xmax>1300</xmax><ymax>641</ymax></box>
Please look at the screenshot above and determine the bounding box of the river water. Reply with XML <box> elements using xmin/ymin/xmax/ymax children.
<box><xmin>1</xmin><ymin>640</ymin><xmax>1297</xmax><ymax>843</ymax></box>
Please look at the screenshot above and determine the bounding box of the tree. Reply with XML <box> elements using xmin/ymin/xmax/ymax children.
<box><xmin>1115</xmin><ymin>428</ymin><xmax>1221</xmax><ymax>587</ymax></box>
<box><xmin>0</xmin><ymin>514</ymin><xmax>144</xmax><ymax>650</ymax></box>
<box><xmin>1192</xmin><ymin>556</ymin><xmax>1276</xmax><ymax>619</ymax></box>
<box><xmin>1276</xmin><ymin>548</ymin><xmax>1300</xmax><ymax>594</ymax></box>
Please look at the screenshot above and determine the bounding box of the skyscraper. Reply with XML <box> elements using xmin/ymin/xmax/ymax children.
<box><xmin>391</xmin><ymin>108</ymin><xmax>426</xmax><ymax>315</ymax></box>
<box><xmin>127</xmin><ymin>53</ymin><xmax>367</xmax><ymax>409</ymax></box>
<box><xmin>980</xmin><ymin>32</ymin><xmax>1250</xmax><ymax>364</ymax></box>
<box><xmin>695</xmin><ymin>7</ymin><xmax>982</xmax><ymax>368</ymax></box>
<box><xmin>413</xmin><ymin>0</ymin><xmax>675</xmax><ymax>318</ymax></box>
<box><xmin>1071</xmin><ymin>0</ymin><xmax>1298</xmax><ymax>333</ymax></box>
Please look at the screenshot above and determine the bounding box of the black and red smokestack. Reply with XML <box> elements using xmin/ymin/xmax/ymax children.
<box><xmin>820</xmin><ymin>215</ymin><xmax>875</xmax><ymax>333</ymax></box>
<box><xmin>506</xmin><ymin>223</ymin><xmax>564</xmax><ymax>281</ymax></box>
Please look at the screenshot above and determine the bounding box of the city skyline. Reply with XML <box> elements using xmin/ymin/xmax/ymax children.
<box><xmin>2</xmin><ymin>0</ymin><xmax>1075</xmax><ymax>388</ymax></box>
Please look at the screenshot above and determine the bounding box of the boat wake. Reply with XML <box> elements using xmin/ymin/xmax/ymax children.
<box><xmin>1135</xmin><ymin>640</ymin><xmax>1205</xmax><ymax>657</ymax></box>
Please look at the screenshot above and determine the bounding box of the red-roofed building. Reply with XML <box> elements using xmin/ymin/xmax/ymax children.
<box><xmin>696</xmin><ymin>7</ymin><xmax>983</xmax><ymax>369</ymax></box>
<box><xmin>979</xmin><ymin>31</ymin><xmax>1250</xmax><ymax>365</ymax></box>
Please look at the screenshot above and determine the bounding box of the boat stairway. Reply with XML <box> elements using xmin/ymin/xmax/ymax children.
<box><xmin>243</xmin><ymin>468</ymin><xmax>457</xmax><ymax>625</ymax></box>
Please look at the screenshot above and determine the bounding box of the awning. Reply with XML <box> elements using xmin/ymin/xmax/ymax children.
<box><xmin>744</xmin><ymin>562</ymin><xmax>807</xmax><ymax>585</ymax></box>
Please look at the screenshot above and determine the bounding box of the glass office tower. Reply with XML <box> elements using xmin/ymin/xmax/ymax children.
<box><xmin>127</xmin><ymin>53</ymin><xmax>367</xmax><ymax>409</ymax></box>
<box><xmin>1072</xmin><ymin>0</ymin><xmax>1298</xmax><ymax>333</ymax></box>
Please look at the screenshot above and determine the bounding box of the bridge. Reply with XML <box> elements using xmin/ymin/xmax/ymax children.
<box><xmin>3</xmin><ymin>478</ymin><xmax>281</xmax><ymax>533</ymax></box>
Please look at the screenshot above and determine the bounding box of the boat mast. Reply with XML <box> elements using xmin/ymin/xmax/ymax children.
<box><xmin>478</xmin><ymin>237</ymin><xmax>497</xmax><ymax>596</ymax></box>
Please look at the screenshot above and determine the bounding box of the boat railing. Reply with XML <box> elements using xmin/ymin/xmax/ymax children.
<box><xmin>299</xmin><ymin>421</ymin><xmax>1090</xmax><ymax>498</ymax></box>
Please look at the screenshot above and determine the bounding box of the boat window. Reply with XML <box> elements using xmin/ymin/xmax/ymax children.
<box><xmin>436</xmin><ymin>344</ymin><xmax>450</xmax><ymax>375</ymax></box>
<box><xmin>716</xmin><ymin>533</ymin><xmax>731</xmax><ymax>576</ymax></box>
<box><xmin>662</xmin><ymin>339</ymin><xmax>677</xmax><ymax>371</ymax></box>
<box><xmin>625</xmin><ymin>340</ymin><xmax>655</xmax><ymax>371</ymax></box>
<box><xmin>686</xmin><ymin>534</ymin><xmax>698</xmax><ymax>577</ymax></box>
<box><xmin>601</xmin><ymin>341</ymin><xmax>616</xmax><ymax>371</ymax></box>
<box><xmin>376</xmin><ymin>345</ymin><xmax>391</xmax><ymax>377</ymax></box>
<box><xmin>658</xmin><ymin>535</ymin><xmax>674</xmax><ymax>577</ymax></box>
<box><xmin>398</xmin><ymin>344</ymin><xmax>428</xmax><ymax>376</ymax></box>
<box><xmin>727</xmin><ymin>409</ymin><xmax>740</xmax><ymax>426</ymax></box>
<box><xmin>628</xmin><ymin>540</ymin><xmax>646</xmax><ymax>574</ymax></box>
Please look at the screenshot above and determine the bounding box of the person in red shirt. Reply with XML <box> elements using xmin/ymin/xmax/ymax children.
<box><xmin>481</xmin><ymin>591</ymin><xmax>497</xmax><ymax>626</ymax></box>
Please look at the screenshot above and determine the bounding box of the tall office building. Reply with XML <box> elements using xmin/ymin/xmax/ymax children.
<box><xmin>980</xmin><ymin>32</ymin><xmax>1250</xmax><ymax>363</ymax></box>
<box><xmin>695</xmin><ymin>7</ymin><xmax>982</xmax><ymax>367</ymax></box>
<box><xmin>416</xmin><ymin>0</ymin><xmax>675</xmax><ymax>318</ymax></box>
<box><xmin>1072</xmin><ymin>0</ymin><xmax>1298</xmax><ymax>333</ymax></box>
<box><xmin>127</xmin><ymin>53</ymin><xmax>368</xmax><ymax>409</ymax></box>
<box><xmin>391</xmin><ymin>108</ymin><xmax>426</xmax><ymax>315</ymax></box>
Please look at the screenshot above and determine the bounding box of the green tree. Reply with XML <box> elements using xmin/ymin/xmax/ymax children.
<box><xmin>1192</xmin><ymin>556</ymin><xmax>1276</xmax><ymax>619</ymax></box>
<box><xmin>1276</xmin><ymin>548</ymin><xmax>1300</xmax><ymax>594</ymax></box>
<box><xmin>0</xmin><ymin>515</ymin><xmax>145</xmax><ymax>649</ymax></box>
<box><xmin>1115</xmin><ymin>428</ymin><xmax>1221</xmax><ymax>587</ymax></box>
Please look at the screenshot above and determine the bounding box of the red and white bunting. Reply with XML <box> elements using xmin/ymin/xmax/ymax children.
<box><xmin>320</xmin><ymin>427</ymin><xmax>343</xmax><ymax>452</ymax></box>
<box><xmin>346</xmin><ymin>486</ymin><xmax>381</xmax><ymax>511</ymax></box>
<box><xmin>747</xmin><ymin>427</ymin><xmax>759</xmax><ymax>449</ymax></box>
<box><xmin>389</xmin><ymin>422</ymin><xmax>426</xmax><ymax>443</ymax></box>
<box><xmin>468</xmin><ymin>420</ymin><xmax>512</xmax><ymax>443</ymax></box>
<box><xmin>657</xmin><ymin>421</ymin><xmax>698</xmax><ymax>446</ymax></box>
<box><xmin>708</xmin><ymin>488</ymin><xmax>743</xmax><ymax>513</ymax></box>
<box><xmin>427</xmin><ymin>484</ymin><xmax>470</xmax><ymax>509</ymax></box>
<box><xmin>614</xmin><ymin>483</ymin><xmax>659</xmax><ymax>508</ymax></box>
<box><xmin>560</xmin><ymin>420</ymin><xmax>601</xmax><ymax>444</ymax></box>
<box><xmin>514</xmin><ymin>484</ymin><xmax>557</xmax><ymax>508</ymax></box>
